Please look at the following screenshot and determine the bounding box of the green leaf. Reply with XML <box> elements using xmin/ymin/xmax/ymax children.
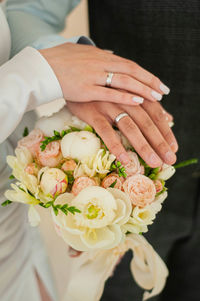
<box><xmin>109</xmin><ymin>179</ymin><xmax>117</xmax><ymax>188</ymax></box>
<box><xmin>9</xmin><ymin>175</ymin><xmax>15</xmax><ymax>180</ymax></box>
<box><xmin>69</xmin><ymin>126</ymin><xmax>81</xmax><ymax>132</ymax></box>
<box><xmin>1</xmin><ymin>200</ymin><xmax>12</xmax><ymax>207</ymax></box>
<box><xmin>84</xmin><ymin>125</ymin><xmax>94</xmax><ymax>132</ymax></box>
<box><xmin>44</xmin><ymin>201</ymin><xmax>53</xmax><ymax>208</ymax></box>
<box><xmin>116</xmin><ymin>161</ymin><xmax>121</xmax><ymax>167</ymax></box>
<box><xmin>174</xmin><ymin>158</ymin><xmax>198</xmax><ymax>169</ymax></box>
<box><xmin>23</xmin><ymin>127</ymin><xmax>29</xmax><ymax>137</ymax></box>
<box><xmin>53</xmin><ymin>206</ymin><xmax>58</xmax><ymax>216</ymax></box>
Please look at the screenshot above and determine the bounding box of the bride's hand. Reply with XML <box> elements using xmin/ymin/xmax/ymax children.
<box><xmin>39</xmin><ymin>43</ymin><xmax>170</xmax><ymax>106</ymax></box>
<box><xmin>67</xmin><ymin>101</ymin><xmax>178</xmax><ymax>168</ymax></box>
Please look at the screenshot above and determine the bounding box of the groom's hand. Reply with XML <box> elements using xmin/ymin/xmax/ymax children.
<box><xmin>67</xmin><ymin>101</ymin><xmax>178</xmax><ymax>168</ymax></box>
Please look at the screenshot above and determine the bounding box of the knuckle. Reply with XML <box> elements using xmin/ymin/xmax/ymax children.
<box><xmin>122</xmin><ymin>118</ymin><xmax>137</xmax><ymax>132</ymax></box>
<box><xmin>153</xmin><ymin>109</ymin><xmax>165</xmax><ymax>123</ymax></box>
<box><xmin>157</xmin><ymin>141</ymin><xmax>167</xmax><ymax>151</ymax></box>
<box><xmin>140</xmin><ymin>143</ymin><xmax>150</xmax><ymax>155</ymax></box>
<box><xmin>94</xmin><ymin>117</ymin><xmax>108</xmax><ymax>132</ymax></box>
<box><xmin>109</xmin><ymin>141</ymin><xmax>122</xmax><ymax>153</ymax></box>
<box><xmin>118</xmin><ymin>74</ymin><xmax>130</xmax><ymax>87</ymax></box>
<box><xmin>142</xmin><ymin>118</ymin><xmax>154</xmax><ymax>131</ymax></box>
<box><xmin>150</xmin><ymin>75</ymin><xmax>160</xmax><ymax>87</ymax></box>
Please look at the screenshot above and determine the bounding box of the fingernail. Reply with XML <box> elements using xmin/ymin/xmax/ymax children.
<box><xmin>170</xmin><ymin>142</ymin><xmax>178</xmax><ymax>152</ymax></box>
<box><xmin>149</xmin><ymin>153</ymin><xmax>162</xmax><ymax>167</ymax></box>
<box><xmin>132</xmin><ymin>96</ymin><xmax>144</xmax><ymax>104</ymax></box>
<box><xmin>151</xmin><ymin>90</ymin><xmax>163</xmax><ymax>101</ymax></box>
<box><xmin>160</xmin><ymin>83</ymin><xmax>170</xmax><ymax>95</ymax></box>
<box><xmin>119</xmin><ymin>153</ymin><xmax>130</xmax><ymax>164</ymax></box>
<box><xmin>165</xmin><ymin>151</ymin><xmax>176</xmax><ymax>164</ymax></box>
<box><xmin>168</xmin><ymin>121</ymin><xmax>174</xmax><ymax>128</ymax></box>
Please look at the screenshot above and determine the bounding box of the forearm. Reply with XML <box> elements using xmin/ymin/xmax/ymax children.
<box><xmin>6</xmin><ymin>0</ymin><xmax>80</xmax><ymax>56</ymax></box>
<box><xmin>0</xmin><ymin>47</ymin><xmax>62</xmax><ymax>143</ymax></box>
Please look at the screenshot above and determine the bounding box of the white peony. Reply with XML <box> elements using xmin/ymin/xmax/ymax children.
<box><xmin>52</xmin><ymin>186</ymin><xmax>132</xmax><ymax>251</ymax></box>
<box><xmin>61</xmin><ymin>131</ymin><xmax>101</xmax><ymax>161</ymax></box>
<box><xmin>74</xmin><ymin>149</ymin><xmax>116</xmax><ymax>178</ymax></box>
<box><xmin>157</xmin><ymin>164</ymin><xmax>175</xmax><ymax>180</ymax></box>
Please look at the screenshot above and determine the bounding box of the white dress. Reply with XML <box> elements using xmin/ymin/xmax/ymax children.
<box><xmin>0</xmin><ymin>4</ymin><xmax>63</xmax><ymax>301</ymax></box>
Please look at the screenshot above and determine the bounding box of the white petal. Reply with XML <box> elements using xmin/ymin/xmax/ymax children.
<box><xmin>81</xmin><ymin>226</ymin><xmax>116</xmax><ymax>250</ymax></box>
<box><xmin>107</xmin><ymin>188</ymin><xmax>132</xmax><ymax>225</ymax></box>
<box><xmin>52</xmin><ymin>193</ymin><xmax>84</xmax><ymax>234</ymax></box>
<box><xmin>60</xmin><ymin>228</ymin><xmax>90</xmax><ymax>251</ymax></box>
<box><xmin>28</xmin><ymin>206</ymin><xmax>40</xmax><ymax>227</ymax></box>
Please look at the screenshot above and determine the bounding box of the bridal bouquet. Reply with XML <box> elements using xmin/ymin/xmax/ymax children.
<box><xmin>2</xmin><ymin>107</ymin><xmax>196</xmax><ymax>301</ymax></box>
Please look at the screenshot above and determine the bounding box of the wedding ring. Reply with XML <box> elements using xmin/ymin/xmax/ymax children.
<box><xmin>115</xmin><ymin>112</ymin><xmax>129</xmax><ymax>124</ymax></box>
<box><xmin>106</xmin><ymin>72</ymin><xmax>114</xmax><ymax>87</ymax></box>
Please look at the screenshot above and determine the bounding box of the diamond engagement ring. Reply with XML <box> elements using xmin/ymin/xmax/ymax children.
<box><xmin>115</xmin><ymin>112</ymin><xmax>129</xmax><ymax>124</ymax></box>
<box><xmin>106</xmin><ymin>72</ymin><xmax>114</xmax><ymax>87</ymax></box>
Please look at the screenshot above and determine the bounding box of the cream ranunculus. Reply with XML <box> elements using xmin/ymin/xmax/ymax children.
<box><xmin>52</xmin><ymin>186</ymin><xmax>132</xmax><ymax>251</ymax></box>
<box><xmin>157</xmin><ymin>164</ymin><xmax>176</xmax><ymax>180</ymax></box>
<box><xmin>61</xmin><ymin>131</ymin><xmax>101</xmax><ymax>161</ymax></box>
<box><xmin>40</xmin><ymin>168</ymin><xmax>68</xmax><ymax>198</ymax></box>
<box><xmin>74</xmin><ymin>149</ymin><xmax>116</xmax><ymax>178</ymax></box>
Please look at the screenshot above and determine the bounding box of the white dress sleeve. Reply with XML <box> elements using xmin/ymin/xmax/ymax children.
<box><xmin>0</xmin><ymin>47</ymin><xmax>63</xmax><ymax>144</ymax></box>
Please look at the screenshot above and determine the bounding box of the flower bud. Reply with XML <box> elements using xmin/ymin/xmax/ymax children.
<box><xmin>40</xmin><ymin>168</ymin><xmax>68</xmax><ymax>198</ymax></box>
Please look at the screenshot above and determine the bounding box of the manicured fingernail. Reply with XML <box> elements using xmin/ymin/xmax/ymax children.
<box><xmin>132</xmin><ymin>96</ymin><xmax>144</xmax><ymax>104</ymax></box>
<box><xmin>151</xmin><ymin>90</ymin><xmax>163</xmax><ymax>101</ymax></box>
<box><xmin>168</xmin><ymin>121</ymin><xmax>174</xmax><ymax>128</ymax></box>
<box><xmin>170</xmin><ymin>142</ymin><xmax>178</xmax><ymax>152</ymax></box>
<box><xmin>160</xmin><ymin>83</ymin><xmax>170</xmax><ymax>95</ymax></box>
<box><xmin>165</xmin><ymin>151</ymin><xmax>176</xmax><ymax>164</ymax></box>
<box><xmin>150</xmin><ymin>153</ymin><xmax>162</xmax><ymax>166</ymax></box>
<box><xmin>119</xmin><ymin>153</ymin><xmax>130</xmax><ymax>164</ymax></box>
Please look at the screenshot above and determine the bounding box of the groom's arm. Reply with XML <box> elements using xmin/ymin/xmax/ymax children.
<box><xmin>6</xmin><ymin>0</ymin><xmax>93</xmax><ymax>56</ymax></box>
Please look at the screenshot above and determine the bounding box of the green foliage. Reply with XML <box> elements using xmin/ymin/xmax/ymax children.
<box><xmin>111</xmin><ymin>161</ymin><xmax>127</xmax><ymax>178</ymax></box>
<box><xmin>39</xmin><ymin>200</ymin><xmax>81</xmax><ymax>216</ymax></box>
<box><xmin>1</xmin><ymin>200</ymin><xmax>12</xmax><ymax>207</ymax></box>
<box><xmin>109</xmin><ymin>179</ymin><xmax>117</xmax><ymax>188</ymax></box>
<box><xmin>174</xmin><ymin>158</ymin><xmax>198</xmax><ymax>169</ymax></box>
<box><xmin>23</xmin><ymin>127</ymin><xmax>29</xmax><ymax>137</ymax></box>
<box><xmin>40</xmin><ymin>127</ymin><xmax>82</xmax><ymax>151</ymax></box>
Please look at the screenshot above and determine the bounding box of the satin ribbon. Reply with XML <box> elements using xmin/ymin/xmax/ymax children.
<box><xmin>63</xmin><ymin>234</ymin><xmax>168</xmax><ymax>301</ymax></box>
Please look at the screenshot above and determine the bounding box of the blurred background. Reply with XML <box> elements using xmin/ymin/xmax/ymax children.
<box><xmin>37</xmin><ymin>1</ymin><xmax>88</xmax><ymax>299</ymax></box>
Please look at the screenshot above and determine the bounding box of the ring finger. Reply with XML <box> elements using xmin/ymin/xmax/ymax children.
<box><xmin>104</xmin><ymin>104</ymin><xmax>163</xmax><ymax>167</ymax></box>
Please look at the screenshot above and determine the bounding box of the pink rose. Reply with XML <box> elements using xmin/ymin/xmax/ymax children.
<box><xmin>25</xmin><ymin>163</ymin><xmax>39</xmax><ymax>176</ymax></box>
<box><xmin>101</xmin><ymin>173</ymin><xmax>123</xmax><ymax>190</ymax></box>
<box><xmin>37</xmin><ymin>141</ymin><xmax>63</xmax><ymax>167</ymax></box>
<box><xmin>72</xmin><ymin>176</ymin><xmax>97</xmax><ymax>196</ymax></box>
<box><xmin>61</xmin><ymin>159</ymin><xmax>77</xmax><ymax>172</ymax></box>
<box><xmin>123</xmin><ymin>174</ymin><xmax>156</xmax><ymax>207</ymax></box>
<box><xmin>18</xmin><ymin>129</ymin><xmax>44</xmax><ymax>157</ymax></box>
<box><xmin>154</xmin><ymin>180</ymin><xmax>163</xmax><ymax>193</ymax></box>
<box><xmin>124</xmin><ymin>151</ymin><xmax>141</xmax><ymax>176</ymax></box>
